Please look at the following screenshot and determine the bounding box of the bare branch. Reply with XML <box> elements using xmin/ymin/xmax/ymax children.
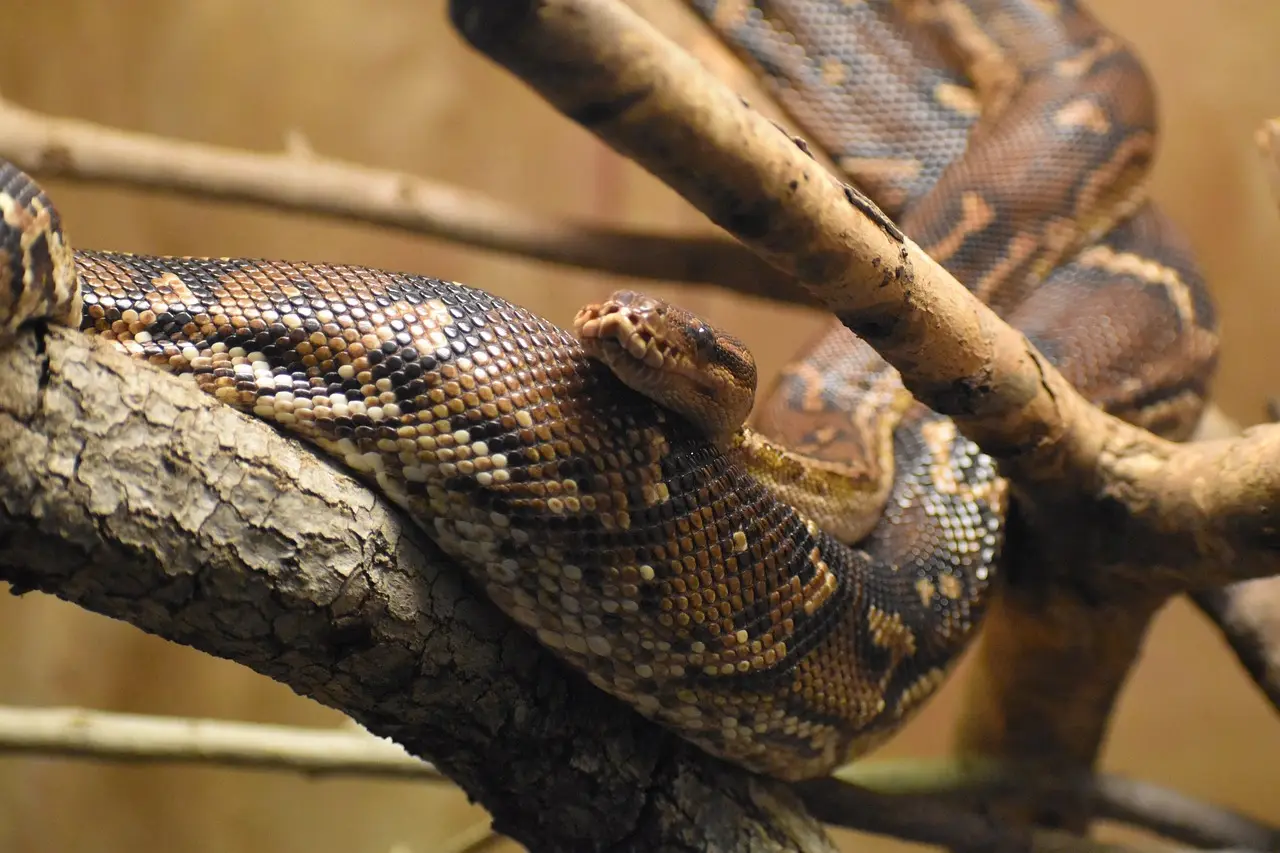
<box><xmin>444</xmin><ymin>0</ymin><xmax>1280</xmax><ymax>832</ymax></box>
<box><xmin>0</xmin><ymin>326</ymin><xmax>835</xmax><ymax>853</ymax></box>
<box><xmin>447</xmin><ymin>0</ymin><xmax>1280</xmax><ymax>588</ymax></box>
<box><xmin>1175</xmin><ymin>120</ymin><xmax>1280</xmax><ymax>713</ymax></box>
<box><xmin>0</xmin><ymin>705</ymin><xmax>444</xmax><ymax>781</ymax></box>
<box><xmin>0</xmin><ymin>95</ymin><xmax>811</xmax><ymax>306</ymax></box>
<box><xmin>9</xmin><ymin>704</ymin><xmax>1262</xmax><ymax>852</ymax></box>
<box><xmin>437</xmin><ymin>822</ymin><xmax>504</xmax><ymax>853</ymax></box>
<box><xmin>813</xmin><ymin>758</ymin><xmax>1280</xmax><ymax>851</ymax></box>
<box><xmin>1196</xmin><ymin>579</ymin><xmax>1280</xmax><ymax>709</ymax></box>
<box><xmin>1185</xmin><ymin>379</ymin><xmax>1280</xmax><ymax>713</ymax></box>
<box><xmin>1256</xmin><ymin>118</ymin><xmax>1280</xmax><ymax>213</ymax></box>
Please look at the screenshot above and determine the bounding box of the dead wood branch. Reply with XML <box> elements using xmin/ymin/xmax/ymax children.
<box><xmin>0</xmin><ymin>95</ymin><xmax>812</xmax><ymax>307</ymax></box>
<box><xmin>7</xmin><ymin>705</ymin><xmax>1263</xmax><ymax>852</ymax></box>
<box><xmin>1196</xmin><ymin>580</ymin><xmax>1280</xmax><ymax>710</ymax></box>
<box><xmin>447</xmin><ymin>0</ymin><xmax>1280</xmax><ymax>831</ymax></box>
<box><xmin>437</xmin><ymin>821</ymin><xmax>504</xmax><ymax>853</ymax></box>
<box><xmin>812</xmin><ymin>758</ymin><xmax>1280</xmax><ymax>850</ymax></box>
<box><xmin>1256</xmin><ymin>119</ymin><xmax>1280</xmax><ymax>212</ymax></box>
<box><xmin>0</xmin><ymin>326</ymin><xmax>836</xmax><ymax>853</ymax></box>
<box><xmin>1188</xmin><ymin>409</ymin><xmax>1280</xmax><ymax>713</ymax></box>
<box><xmin>448</xmin><ymin>0</ymin><xmax>1280</xmax><ymax>590</ymax></box>
<box><xmin>0</xmin><ymin>705</ymin><xmax>444</xmax><ymax>781</ymax></box>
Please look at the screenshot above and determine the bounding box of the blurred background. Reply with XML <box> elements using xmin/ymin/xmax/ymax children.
<box><xmin>0</xmin><ymin>1</ymin><xmax>1277</xmax><ymax>850</ymax></box>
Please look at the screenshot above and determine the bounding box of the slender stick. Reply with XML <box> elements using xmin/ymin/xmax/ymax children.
<box><xmin>0</xmin><ymin>95</ymin><xmax>810</xmax><ymax>305</ymax></box>
<box><xmin>1196</xmin><ymin>580</ymin><xmax>1280</xmax><ymax>709</ymax></box>
<box><xmin>0</xmin><ymin>705</ymin><xmax>445</xmax><ymax>780</ymax></box>
<box><xmin>819</xmin><ymin>758</ymin><xmax>1280</xmax><ymax>850</ymax></box>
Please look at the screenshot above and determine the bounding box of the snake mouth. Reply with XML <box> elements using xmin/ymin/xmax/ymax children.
<box><xmin>573</xmin><ymin>294</ymin><xmax>721</xmax><ymax>398</ymax></box>
<box><xmin>573</xmin><ymin>291</ymin><xmax>756</xmax><ymax>445</ymax></box>
<box><xmin>575</xmin><ymin>298</ymin><xmax>676</xmax><ymax>370</ymax></box>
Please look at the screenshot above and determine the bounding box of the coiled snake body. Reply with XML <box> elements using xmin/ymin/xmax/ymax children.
<box><xmin>0</xmin><ymin>0</ymin><xmax>1218</xmax><ymax>781</ymax></box>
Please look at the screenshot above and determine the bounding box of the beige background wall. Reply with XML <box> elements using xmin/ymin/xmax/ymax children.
<box><xmin>0</xmin><ymin>2</ymin><xmax>1277</xmax><ymax>850</ymax></box>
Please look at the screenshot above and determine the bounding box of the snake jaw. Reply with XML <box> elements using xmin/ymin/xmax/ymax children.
<box><xmin>573</xmin><ymin>291</ymin><xmax>757</xmax><ymax>444</ymax></box>
<box><xmin>575</xmin><ymin>298</ymin><xmax>678</xmax><ymax>370</ymax></box>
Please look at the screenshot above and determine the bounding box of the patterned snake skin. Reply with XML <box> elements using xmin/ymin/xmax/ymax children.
<box><xmin>0</xmin><ymin>0</ymin><xmax>1218</xmax><ymax>781</ymax></box>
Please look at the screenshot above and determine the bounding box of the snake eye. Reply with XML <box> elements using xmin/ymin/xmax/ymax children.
<box><xmin>688</xmin><ymin>322</ymin><xmax>716</xmax><ymax>356</ymax></box>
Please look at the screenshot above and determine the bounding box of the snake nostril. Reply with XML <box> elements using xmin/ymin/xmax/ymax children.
<box><xmin>610</xmin><ymin>290</ymin><xmax>642</xmax><ymax>306</ymax></box>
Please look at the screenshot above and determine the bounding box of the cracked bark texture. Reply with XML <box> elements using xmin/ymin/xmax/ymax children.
<box><xmin>0</xmin><ymin>325</ymin><xmax>836</xmax><ymax>853</ymax></box>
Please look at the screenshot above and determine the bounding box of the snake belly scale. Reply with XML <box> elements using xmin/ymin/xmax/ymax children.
<box><xmin>0</xmin><ymin>0</ymin><xmax>1217</xmax><ymax>782</ymax></box>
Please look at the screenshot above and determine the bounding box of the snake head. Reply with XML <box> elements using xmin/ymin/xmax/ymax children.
<box><xmin>573</xmin><ymin>290</ymin><xmax>757</xmax><ymax>445</ymax></box>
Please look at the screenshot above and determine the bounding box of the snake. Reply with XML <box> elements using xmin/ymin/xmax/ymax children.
<box><xmin>0</xmin><ymin>0</ymin><xmax>1219</xmax><ymax>781</ymax></box>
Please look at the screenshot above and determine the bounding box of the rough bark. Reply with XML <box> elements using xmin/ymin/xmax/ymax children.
<box><xmin>0</xmin><ymin>325</ymin><xmax>835</xmax><ymax>853</ymax></box>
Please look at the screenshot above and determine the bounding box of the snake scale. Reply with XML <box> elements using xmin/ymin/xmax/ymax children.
<box><xmin>0</xmin><ymin>0</ymin><xmax>1219</xmax><ymax>781</ymax></box>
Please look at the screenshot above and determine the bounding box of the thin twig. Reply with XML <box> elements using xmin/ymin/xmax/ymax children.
<box><xmin>1256</xmin><ymin>118</ymin><xmax>1280</xmax><ymax>214</ymax></box>
<box><xmin>0</xmin><ymin>705</ymin><xmax>445</xmax><ymax>781</ymax></box>
<box><xmin>436</xmin><ymin>821</ymin><xmax>504</xmax><ymax>853</ymax></box>
<box><xmin>820</xmin><ymin>758</ymin><xmax>1280</xmax><ymax>851</ymax></box>
<box><xmin>0</xmin><ymin>94</ymin><xmax>812</xmax><ymax>306</ymax></box>
<box><xmin>792</xmin><ymin>776</ymin><xmax>1225</xmax><ymax>853</ymax></box>
<box><xmin>3</xmin><ymin>703</ymin><xmax>1257</xmax><ymax>850</ymax></box>
<box><xmin>1196</xmin><ymin>579</ymin><xmax>1280</xmax><ymax>710</ymax></box>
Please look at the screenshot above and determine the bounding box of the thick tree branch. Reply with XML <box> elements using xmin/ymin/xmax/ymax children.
<box><xmin>0</xmin><ymin>95</ymin><xmax>812</xmax><ymax>307</ymax></box>
<box><xmin>444</xmin><ymin>0</ymin><xmax>1280</xmax><ymax>833</ymax></box>
<box><xmin>447</xmin><ymin>0</ymin><xmax>1280</xmax><ymax>591</ymax></box>
<box><xmin>0</xmin><ymin>326</ymin><xmax>836</xmax><ymax>853</ymax></box>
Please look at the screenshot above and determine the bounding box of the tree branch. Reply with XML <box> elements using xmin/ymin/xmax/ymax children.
<box><xmin>444</xmin><ymin>0</ymin><xmax>1280</xmax><ymax>832</ymax></box>
<box><xmin>437</xmin><ymin>821</ymin><xmax>504</xmax><ymax>853</ymax></box>
<box><xmin>0</xmin><ymin>705</ymin><xmax>446</xmax><ymax>781</ymax></box>
<box><xmin>1196</xmin><ymin>579</ymin><xmax>1280</xmax><ymax>710</ymax></box>
<box><xmin>1186</xmin><ymin>409</ymin><xmax>1280</xmax><ymax>714</ymax></box>
<box><xmin>7</xmin><ymin>705</ymin><xmax>1262</xmax><ymax>852</ymax></box>
<box><xmin>0</xmin><ymin>95</ymin><xmax>813</xmax><ymax>307</ymax></box>
<box><xmin>447</xmin><ymin>0</ymin><xmax>1280</xmax><ymax>590</ymax></box>
<box><xmin>813</xmin><ymin>758</ymin><xmax>1280</xmax><ymax>851</ymax></box>
<box><xmin>1255</xmin><ymin>118</ymin><xmax>1280</xmax><ymax>212</ymax></box>
<box><xmin>0</xmin><ymin>326</ymin><xmax>836</xmax><ymax>853</ymax></box>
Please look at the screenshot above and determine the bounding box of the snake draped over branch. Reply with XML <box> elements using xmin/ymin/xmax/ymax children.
<box><xmin>0</xmin><ymin>0</ymin><xmax>1218</xmax><ymax>781</ymax></box>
